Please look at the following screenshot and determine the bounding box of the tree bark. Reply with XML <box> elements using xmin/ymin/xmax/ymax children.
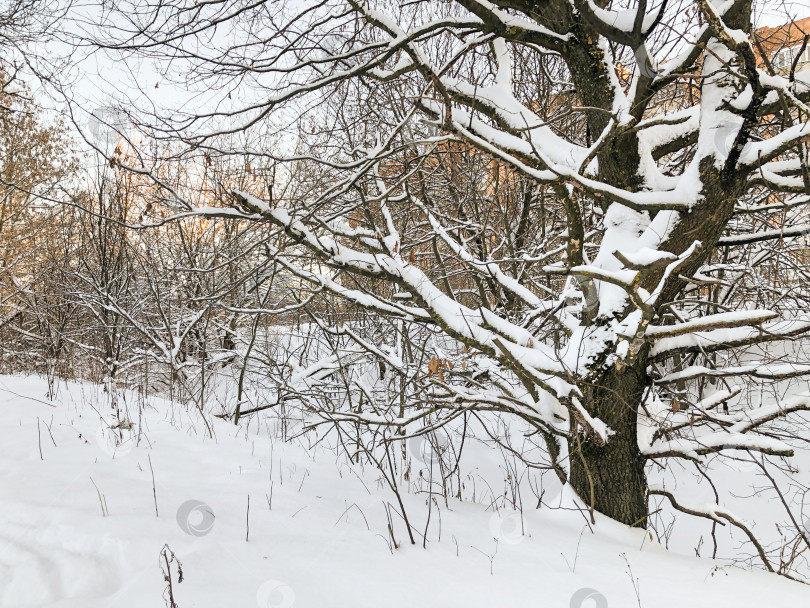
<box><xmin>569</xmin><ymin>362</ymin><xmax>648</xmax><ymax>527</ymax></box>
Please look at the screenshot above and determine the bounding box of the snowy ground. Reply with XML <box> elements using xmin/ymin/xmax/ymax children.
<box><xmin>0</xmin><ymin>375</ymin><xmax>808</xmax><ymax>607</ymax></box>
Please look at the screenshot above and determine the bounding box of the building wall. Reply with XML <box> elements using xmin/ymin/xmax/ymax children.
<box><xmin>755</xmin><ymin>16</ymin><xmax>810</xmax><ymax>74</ymax></box>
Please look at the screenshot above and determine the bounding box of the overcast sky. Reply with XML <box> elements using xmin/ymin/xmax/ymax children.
<box><xmin>757</xmin><ymin>0</ymin><xmax>810</xmax><ymax>26</ymax></box>
<box><xmin>50</xmin><ymin>0</ymin><xmax>810</xmax><ymax>151</ymax></box>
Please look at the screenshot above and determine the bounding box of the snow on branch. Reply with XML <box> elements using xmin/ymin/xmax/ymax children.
<box><xmin>649</xmin><ymin>317</ymin><xmax>810</xmax><ymax>362</ymax></box>
<box><xmin>229</xmin><ymin>191</ymin><xmax>624</xmax><ymax>444</ymax></box>
<box><xmin>657</xmin><ymin>363</ymin><xmax>810</xmax><ymax>384</ymax></box>
<box><xmin>643</xmin><ymin>431</ymin><xmax>793</xmax><ymax>460</ymax></box>
<box><xmin>645</xmin><ymin>309</ymin><xmax>778</xmax><ymax>339</ymax></box>
<box><xmin>642</xmin><ymin>395</ymin><xmax>810</xmax><ymax>460</ymax></box>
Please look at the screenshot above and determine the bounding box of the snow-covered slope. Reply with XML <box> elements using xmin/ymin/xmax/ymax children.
<box><xmin>0</xmin><ymin>375</ymin><xmax>807</xmax><ymax>607</ymax></box>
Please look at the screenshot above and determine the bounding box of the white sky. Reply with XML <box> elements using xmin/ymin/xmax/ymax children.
<box><xmin>43</xmin><ymin>0</ymin><xmax>810</xmax><ymax>149</ymax></box>
<box><xmin>756</xmin><ymin>0</ymin><xmax>810</xmax><ymax>26</ymax></box>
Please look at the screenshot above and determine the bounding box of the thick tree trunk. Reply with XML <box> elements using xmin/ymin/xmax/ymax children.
<box><xmin>569</xmin><ymin>363</ymin><xmax>648</xmax><ymax>527</ymax></box>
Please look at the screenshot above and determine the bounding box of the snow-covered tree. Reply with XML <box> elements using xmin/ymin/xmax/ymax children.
<box><xmin>87</xmin><ymin>0</ymin><xmax>810</xmax><ymax>544</ymax></box>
